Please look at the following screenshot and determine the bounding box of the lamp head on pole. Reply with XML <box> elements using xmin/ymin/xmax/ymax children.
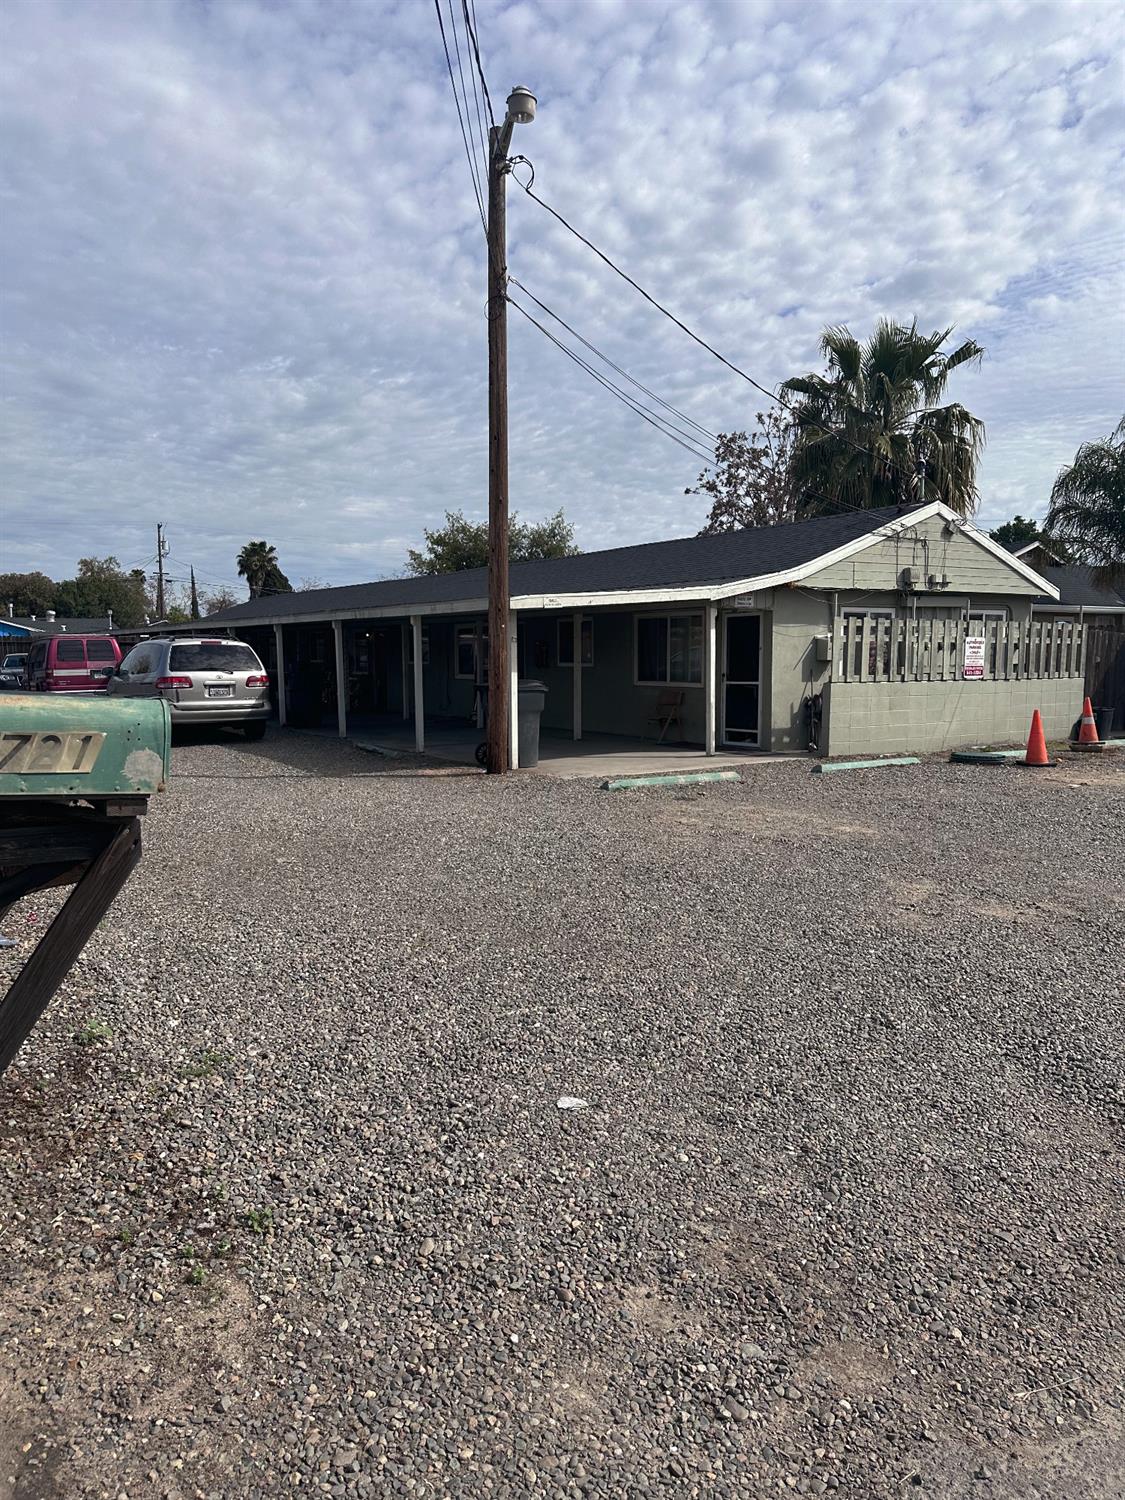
<box><xmin>506</xmin><ymin>85</ymin><xmax>536</xmax><ymax>125</ymax></box>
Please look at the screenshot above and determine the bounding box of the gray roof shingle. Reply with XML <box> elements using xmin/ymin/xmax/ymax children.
<box><xmin>1039</xmin><ymin>565</ymin><xmax>1125</xmax><ymax>609</ymax></box>
<box><xmin>203</xmin><ymin>505</ymin><xmax>923</xmax><ymax>625</ymax></box>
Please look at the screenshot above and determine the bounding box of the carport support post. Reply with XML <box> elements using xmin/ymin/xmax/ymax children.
<box><xmin>332</xmin><ymin>620</ymin><xmax>347</xmax><ymax>739</ymax></box>
<box><xmin>509</xmin><ymin>611</ymin><xmax>519</xmax><ymax>770</ymax></box>
<box><xmin>411</xmin><ymin>614</ymin><xmax>425</xmax><ymax>752</ymax></box>
<box><xmin>704</xmin><ymin>603</ymin><xmax>717</xmax><ymax>756</ymax></box>
<box><xmin>401</xmin><ymin>624</ymin><xmax>410</xmax><ymax>719</ymax></box>
<box><xmin>572</xmin><ymin>611</ymin><xmax>582</xmax><ymax>741</ymax></box>
<box><xmin>273</xmin><ymin>624</ymin><xmax>287</xmax><ymax>727</ymax></box>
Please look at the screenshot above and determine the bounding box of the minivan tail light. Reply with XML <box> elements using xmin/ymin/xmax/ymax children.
<box><xmin>246</xmin><ymin>674</ymin><xmax>269</xmax><ymax>687</ymax></box>
<box><xmin>156</xmin><ymin>675</ymin><xmax>193</xmax><ymax>690</ymax></box>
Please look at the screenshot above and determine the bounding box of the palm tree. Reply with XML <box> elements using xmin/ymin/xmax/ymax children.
<box><xmin>237</xmin><ymin>541</ymin><xmax>281</xmax><ymax>598</ymax></box>
<box><xmin>1045</xmin><ymin>419</ymin><xmax>1125</xmax><ymax>588</ymax></box>
<box><xmin>780</xmin><ymin>319</ymin><xmax>985</xmax><ymax>517</ymax></box>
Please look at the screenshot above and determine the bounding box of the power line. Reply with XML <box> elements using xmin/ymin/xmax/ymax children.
<box><xmin>433</xmin><ymin>0</ymin><xmax>486</xmax><ymax>235</ymax></box>
<box><xmin>508</xmin><ymin>295</ymin><xmax>714</xmax><ymax>464</ymax></box>
<box><xmin>509</xmin><ymin>277</ymin><xmax>717</xmax><ymax>445</ymax></box>
<box><xmin>510</xmin><ymin>168</ymin><xmax>920</xmax><ymax>486</ymax></box>
<box><xmin>447</xmin><ymin>0</ymin><xmax>488</xmax><ymax>189</ymax></box>
<box><xmin>463</xmin><ymin>0</ymin><xmax>496</xmax><ymax>128</ymax></box>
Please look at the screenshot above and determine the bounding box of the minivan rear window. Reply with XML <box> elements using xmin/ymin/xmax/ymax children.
<box><xmin>86</xmin><ymin>638</ymin><xmax>117</xmax><ymax>662</ymax></box>
<box><xmin>170</xmin><ymin>644</ymin><xmax>260</xmax><ymax>672</ymax></box>
<box><xmin>56</xmin><ymin>639</ymin><xmax>86</xmax><ymax>663</ymax></box>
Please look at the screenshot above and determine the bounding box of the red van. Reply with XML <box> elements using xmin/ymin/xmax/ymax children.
<box><xmin>24</xmin><ymin>634</ymin><xmax>123</xmax><ymax>693</ymax></box>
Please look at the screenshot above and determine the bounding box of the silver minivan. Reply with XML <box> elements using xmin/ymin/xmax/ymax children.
<box><xmin>108</xmin><ymin>637</ymin><xmax>270</xmax><ymax>738</ymax></box>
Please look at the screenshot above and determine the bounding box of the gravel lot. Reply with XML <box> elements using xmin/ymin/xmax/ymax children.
<box><xmin>2</xmin><ymin>731</ymin><xmax>1123</xmax><ymax>1500</ymax></box>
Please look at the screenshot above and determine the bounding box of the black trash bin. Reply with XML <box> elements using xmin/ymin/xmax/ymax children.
<box><xmin>517</xmin><ymin>679</ymin><xmax>548</xmax><ymax>768</ymax></box>
<box><xmin>1094</xmin><ymin>705</ymin><xmax>1115</xmax><ymax>740</ymax></box>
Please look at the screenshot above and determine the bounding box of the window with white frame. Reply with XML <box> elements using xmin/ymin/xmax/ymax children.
<box><xmin>557</xmin><ymin>617</ymin><xmax>593</xmax><ymax>666</ymax></box>
<box><xmin>455</xmin><ymin>625</ymin><xmax>476</xmax><ymax>679</ymax></box>
<box><xmin>454</xmin><ymin>624</ymin><xmax>487</xmax><ymax>680</ymax></box>
<box><xmin>636</xmin><ymin>613</ymin><xmax>703</xmax><ymax>685</ymax></box>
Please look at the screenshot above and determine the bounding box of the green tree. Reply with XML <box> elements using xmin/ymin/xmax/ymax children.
<box><xmin>54</xmin><ymin>557</ymin><xmax>148</xmax><ymax>627</ymax></box>
<box><xmin>989</xmin><ymin>515</ymin><xmax>1046</xmax><ymax>552</ymax></box>
<box><xmin>1045</xmin><ymin>418</ymin><xmax>1125</xmax><ymax>588</ymax></box>
<box><xmin>406</xmin><ymin>509</ymin><xmax>579</xmax><ymax>575</ymax></box>
<box><xmin>688</xmin><ymin>412</ymin><xmax>800</xmax><ymax>533</ymax></box>
<box><xmin>780</xmin><ymin>319</ymin><xmax>985</xmax><ymax>517</ymax></box>
<box><xmin>237</xmin><ymin>541</ymin><xmax>292</xmax><ymax>598</ymax></box>
<box><xmin>0</xmin><ymin>570</ymin><xmax>57</xmax><ymax>616</ymax></box>
<box><xmin>190</xmin><ymin>567</ymin><xmax>201</xmax><ymax>621</ymax></box>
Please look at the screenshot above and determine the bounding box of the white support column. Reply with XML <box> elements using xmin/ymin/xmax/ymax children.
<box><xmin>572</xmin><ymin>610</ymin><xmax>582</xmax><ymax>741</ymax></box>
<box><xmin>273</xmin><ymin>623</ymin><xmax>287</xmax><ymax>728</ymax></box>
<box><xmin>411</xmin><ymin>615</ymin><xmax>424</xmax><ymax>752</ymax></box>
<box><xmin>401</xmin><ymin>623</ymin><xmax>410</xmax><ymax>719</ymax></box>
<box><xmin>474</xmin><ymin>619</ymin><xmax>484</xmax><ymax>727</ymax></box>
<box><xmin>333</xmin><ymin>619</ymin><xmax>347</xmax><ymax>739</ymax></box>
<box><xmin>508</xmin><ymin>611</ymin><xmax>519</xmax><ymax>770</ymax></box>
<box><xmin>704</xmin><ymin>603</ymin><xmax>717</xmax><ymax>756</ymax></box>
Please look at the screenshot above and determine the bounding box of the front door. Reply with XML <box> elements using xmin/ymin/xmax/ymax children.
<box><xmin>722</xmin><ymin>614</ymin><xmax>760</xmax><ymax>745</ymax></box>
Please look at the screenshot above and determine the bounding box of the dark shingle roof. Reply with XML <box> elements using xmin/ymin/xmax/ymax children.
<box><xmin>203</xmin><ymin>506</ymin><xmax>925</xmax><ymax>625</ymax></box>
<box><xmin>1039</xmin><ymin>565</ymin><xmax>1125</xmax><ymax>609</ymax></box>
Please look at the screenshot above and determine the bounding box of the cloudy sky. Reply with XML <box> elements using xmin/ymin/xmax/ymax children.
<box><xmin>2</xmin><ymin>0</ymin><xmax>1122</xmax><ymax>600</ymax></box>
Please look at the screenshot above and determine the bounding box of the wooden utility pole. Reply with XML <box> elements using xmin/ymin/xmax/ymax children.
<box><xmin>155</xmin><ymin>522</ymin><xmax>167</xmax><ymax>620</ymax></box>
<box><xmin>485</xmin><ymin>86</ymin><xmax>535</xmax><ymax>774</ymax></box>
<box><xmin>486</xmin><ymin>121</ymin><xmax>514</xmax><ymax>774</ymax></box>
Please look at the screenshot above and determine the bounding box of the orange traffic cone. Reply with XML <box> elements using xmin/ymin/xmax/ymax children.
<box><xmin>1074</xmin><ymin>696</ymin><xmax>1101</xmax><ymax>751</ymax></box>
<box><xmin>1023</xmin><ymin>709</ymin><xmax>1051</xmax><ymax>767</ymax></box>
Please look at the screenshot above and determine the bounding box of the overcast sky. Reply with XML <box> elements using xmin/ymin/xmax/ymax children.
<box><xmin>2</xmin><ymin>0</ymin><xmax>1122</xmax><ymax>600</ymax></box>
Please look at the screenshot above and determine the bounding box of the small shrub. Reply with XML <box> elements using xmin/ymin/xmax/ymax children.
<box><xmin>74</xmin><ymin>1019</ymin><xmax>113</xmax><ymax>1046</ymax></box>
<box><xmin>185</xmin><ymin>1263</ymin><xmax>207</xmax><ymax>1287</ymax></box>
<box><xmin>245</xmin><ymin>1207</ymin><xmax>274</xmax><ymax>1235</ymax></box>
<box><xmin>180</xmin><ymin>1048</ymin><xmax>230</xmax><ymax>1080</ymax></box>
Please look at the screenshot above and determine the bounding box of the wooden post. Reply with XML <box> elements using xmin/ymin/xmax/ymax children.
<box><xmin>509</xmin><ymin>611</ymin><xmax>519</xmax><ymax>770</ymax></box>
<box><xmin>704</xmin><ymin>604</ymin><xmax>717</xmax><ymax>755</ymax></box>
<box><xmin>411</xmin><ymin>614</ymin><xmax>424</xmax><ymax>752</ymax></box>
<box><xmin>273</xmin><ymin>623</ymin><xmax>287</xmax><ymax>727</ymax></box>
<box><xmin>0</xmin><ymin>817</ymin><xmax>142</xmax><ymax>1076</ymax></box>
<box><xmin>486</xmin><ymin>121</ymin><xmax>514</xmax><ymax>774</ymax></box>
<box><xmin>572</xmin><ymin>611</ymin><xmax>583</xmax><ymax>741</ymax></box>
<box><xmin>401</xmin><ymin>623</ymin><xmax>410</xmax><ymax>719</ymax></box>
<box><xmin>333</xmin><ymin>620</ymin><xmax>347</xmax><ymax>739</ymax></box>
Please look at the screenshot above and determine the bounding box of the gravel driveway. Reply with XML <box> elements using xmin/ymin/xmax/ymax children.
<box><xmin>2</xmin><ymin>731</ymin><xmax>1123</xmax><ymax>1500</ymax></box>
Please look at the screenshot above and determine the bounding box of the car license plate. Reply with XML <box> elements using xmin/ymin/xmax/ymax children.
<box><xmin>206</xmin><ymin>685</ymin><xmax>234</xmax><ymax>698</ymax></box>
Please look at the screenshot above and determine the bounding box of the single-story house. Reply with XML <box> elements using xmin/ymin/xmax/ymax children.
<box><xmin>197</xmin><ymin>500</ymin><xmax>1096</xmax><ymax>762</ymax></box>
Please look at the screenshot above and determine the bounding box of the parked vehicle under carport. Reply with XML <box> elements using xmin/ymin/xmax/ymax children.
<box><xmin>106</xmin><ymin>637</ymin><xmax>270</xmax><ymax>738</ymax></box>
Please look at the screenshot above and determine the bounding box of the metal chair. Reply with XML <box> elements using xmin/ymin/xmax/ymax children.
<box><xmin>646</xmin><ymin>688</ymin><xmax>684</xmax><ymax>742</ymax></box>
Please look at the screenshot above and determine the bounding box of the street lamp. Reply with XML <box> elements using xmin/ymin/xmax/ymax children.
<box><xmin>485</xmin><ymin>85</ymin><xmax>535</xmax><ymax>774</ymax></box>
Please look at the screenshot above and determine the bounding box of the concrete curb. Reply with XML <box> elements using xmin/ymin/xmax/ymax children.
<box><xmin>949</xmin><ymin>749</ymin><xmax>1026</xmax><ymax>764</ymax></box>
<box><xmin>601</xmin><ymin>770</ymin><xmax>741</xmax><ymax>792</ymax></box>
<box><xmin>811</xmin><ymin>757</ymin><xmax>921</xmax><ymax>775</ymax></box>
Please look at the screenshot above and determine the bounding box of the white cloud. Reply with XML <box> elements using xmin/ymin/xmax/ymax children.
<box><xmin>1</xmin><ymin>0</ymin><xmax>1122</xmax><ymax>591</ymax></box>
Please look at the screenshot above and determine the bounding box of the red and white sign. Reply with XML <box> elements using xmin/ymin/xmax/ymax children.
<box><xmin>963</xmin><ymin>636</ymin><xmax>986</xmax><ymax>679</ymax></box>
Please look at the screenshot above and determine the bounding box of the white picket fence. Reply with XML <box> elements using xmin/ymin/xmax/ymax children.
<box><xmin>837</xmin><ymin>615</ymin><xmax>1085</xmax><ymax>684</ymax></box>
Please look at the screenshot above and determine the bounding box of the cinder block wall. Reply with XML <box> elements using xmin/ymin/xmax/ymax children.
<box><xmin>823</xmin><ymin>676</ymin><xmax>1081</xmax><ymax>756</ymax></box>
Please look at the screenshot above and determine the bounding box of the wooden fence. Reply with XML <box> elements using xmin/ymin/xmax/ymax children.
<box><xmin>837</xmin><ymin>615</ymin><xmax>1086</xmax><ymax>685</ymax></box>
<box><xmin>1085</xmin><ymin>623</ymin><xmax>1125</xmax><ymax>731</ymax></box>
